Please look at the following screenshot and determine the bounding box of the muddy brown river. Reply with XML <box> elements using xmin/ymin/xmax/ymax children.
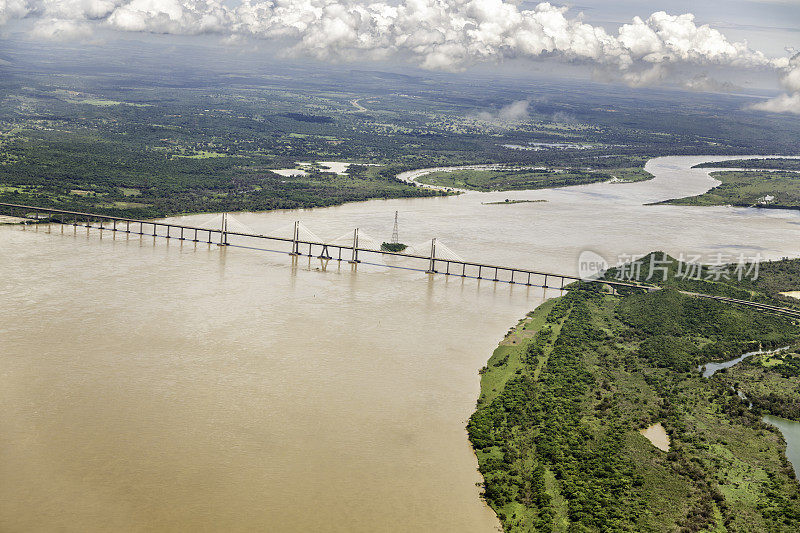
<box><xmin>2</xmin><ymin>156</ymin><xmax>800</xmax><ymax>531</ymax></box>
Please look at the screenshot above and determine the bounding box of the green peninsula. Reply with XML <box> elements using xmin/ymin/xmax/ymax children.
<box><xmin>470</xmin><ymin>258</ymin><xmax>800</xmax><ymax>531</ymax></box>
<box><xmin>659</xmin><ymin>159</ymin><xmax>800</xmax><ymax>210</ymax></box>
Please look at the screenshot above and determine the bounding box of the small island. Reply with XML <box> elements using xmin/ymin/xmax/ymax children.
<box><xmin>380</xmin><ymin>242</ymin><xmax>408</xmax><ymax>252</ymax></box>
<box><xmin>381</xmin><ymin>211</ymin><xmax>408</xmax><ymax>252</ymax></box>
<box><xmin>482</xmin><ymin>199</ymin><xmax>547</xmax><ymax>205</ymax></box>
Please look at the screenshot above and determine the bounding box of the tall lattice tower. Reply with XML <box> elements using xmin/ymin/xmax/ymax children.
<box><xmin>391</xmin><ymin>211</ymin><xmax>400</xmax><ymax>244</ymax></box>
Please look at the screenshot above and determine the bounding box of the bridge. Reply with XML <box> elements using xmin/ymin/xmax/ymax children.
<box><xmin>0</xmin><ymin>202</ymin><xmax>648</xmax><ymax>292</ymax></box>
<box><xmin>4</xmin><ymin>202</ymin><xmax>800</xmax><ymax>319</ymax></box>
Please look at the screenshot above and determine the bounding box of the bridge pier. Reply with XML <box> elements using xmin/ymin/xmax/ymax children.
<box><xmin>425</xmin><ymin>238</ymin><xmax>437</xmax><ymax>273</ymax></box>
<box><xmin>290</xmin><ymin>221</ymin><xmax>301</xmax><ymax>256</ymax></box>
<box><xmin>0</xmin><ymin>202</ymin><xmax>651</xmax><ymax>297</ymax></box>
<box><xmin>348</xmin><ymin>228</ymin><xmax>360</xmax><ymax>264</ymax></box>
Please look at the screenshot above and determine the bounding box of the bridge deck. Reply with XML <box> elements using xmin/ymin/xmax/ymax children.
<box><xmin>1</xmin><ymin>201</ymin><xmax>653</xmax><ymax>291</ymax></box>
<box><xmin>7</xmin><ymin>202</ymin><xmax>800</xmax><ymax>321</ymax></box>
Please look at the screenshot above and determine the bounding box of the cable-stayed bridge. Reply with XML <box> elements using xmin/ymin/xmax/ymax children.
<box><xmin>2</xmin><ymin>202</ymin><xmax>637</xmax><ymax>292</ymax></box>
<box><xmin>8</xmin><ymin>201</ymin><xmax>800</xmax><ymax>320</ymax></box>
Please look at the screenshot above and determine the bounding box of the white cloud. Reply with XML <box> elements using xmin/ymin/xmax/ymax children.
<box><xmin>476</xmin><ymin>99</ymin><xmax>530</xmax><ymax>122</ymax></box>
<box><xmin>750</xmin><ymin>92</ymin><xmax>800</xmax><ymax>114</ymax></box>
<box><xmin>0</xmin><ymin>1</ymin><xmax>798</xmax><ymax>113</ymax></box>
<box><xmin>683</xmin><ymin>74</ymin><xmax>739</xmax><ymax>93</ymax></box>
<box><xmin>30</xmin><ymin>17</ymin><xmax>93</xmax><ymax>40</ymax></box>
<box><xmin>0</xmin><ymin>0</ymin><xmax>30</xmax><ymax>25</ymax></box>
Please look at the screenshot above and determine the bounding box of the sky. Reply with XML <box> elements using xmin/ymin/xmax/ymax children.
<box><xmin>0</xmin><ymin>1</ymin><xmax>798</xmax><ymax>113</ymax></box>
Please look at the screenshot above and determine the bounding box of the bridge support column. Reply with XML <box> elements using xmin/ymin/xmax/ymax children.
<box><xmin>426</xmin><ymin>238</ymin><xmax>437</xmax><ymax>273</ymax></box>
<box><xmin>526</xmin><ymin>272</ymin><xmax>531</xmax><ymax>286</ymax></box>
<box><xmin>348</xmin><ymin>228</ymin><xmax>360</xmax><ymax>263</ymax></box>
<box><xmin>543</xmin><ymin>274</ymin><xmax>548</xmax><ymax>288</ymax></box>
<box><xmin>318</xmin><ymin>245</ymin><xmax>332</xmax><ymax>260</ymax></box>
<box><xmin>462</xmin><ymin>263</ymin><xmax>466</xmax><ymax>277</ymax></box>
<box><xmin>218</xmin><ymin>213</ymin><xmax>229</xmax><ymax>246</ymax></box>
<box><xmin>493</xmin><ymin>267</ymin><xmax>498</xmax><ymax>282</ymax></box>
<box><xmin>290</xmin><ymin>221</ymin><xmax>301</xmax><ymax>255</ymax></box>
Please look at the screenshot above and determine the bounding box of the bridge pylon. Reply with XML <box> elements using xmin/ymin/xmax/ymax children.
<box><xmin>290</xmin><ymin>221</ymin><xmax>301</xmax><ymax>255</ymax></box>
<box><xmin>348</xmin><ymin>228</ymin><xmax>361</xmax><ymax>263</ymax></box>
<box><xmin>426</xmin><ymin>238</ymin><xmax>437</xmax><ymax>273</ymax></box>
<box><xmin>218</xmin><ymin>212</ymin><xmax>230</xmax><ymax>246</ymax></box>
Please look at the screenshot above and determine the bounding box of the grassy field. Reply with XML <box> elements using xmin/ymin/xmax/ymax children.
<box><xmin>660</xmin><ymin>170</ymin><xmax>800</xmax><ymax>210</ymax></box>
<box><xmin>417</xmin><ymin>166</ymin><xmax>652</xmax><ymax>191</ymax></box>
<box><xmin>470</xmin><ymin>280</ymin><xmax>800</xmax><ymax>531</ymax></box>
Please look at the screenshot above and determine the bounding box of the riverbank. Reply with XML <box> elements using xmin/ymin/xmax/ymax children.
<box><xmin>8</xmin><ymin>154</ymin><xmax>800</xmax><ymax>531</ymax></box>
<box><xmin>655</xmin><ymin>157</ymin><xmax>800</xmax><ymax>210</ymax></box>
<box><xmin>470</xmin><ymin>281</ymin><xmax>800</xmax><ymax>531</ymax></box>
<box><xmin>397</xmin><ymin>164</ymin><xmax>652</xmax><ymax>192</ymax></box>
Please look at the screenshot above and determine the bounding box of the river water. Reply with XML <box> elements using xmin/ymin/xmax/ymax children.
<box><xmin>2</xmin><ymin>156</ymin><xmax>800</xmax><ymax>532</ymax></box>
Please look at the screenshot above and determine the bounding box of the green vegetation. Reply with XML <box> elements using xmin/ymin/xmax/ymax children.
<box><xmin>658</xmin><ymin>158</ymin><xmax>800</xmax><ymax>211</ymax></box>
<box><xmin>417</xmin><ymin>167</ymin><xmax>651</xmax><ymax>192</ymax></box>
<box><xmin>482</xmin><ymin>199</ymin><xmax>547</xmax><ymax>205</ymax></box>
<box><xmin>2</xmin><ymin>42</ymin><xmax>798</xmax><ymax>219</ymax></box>
<box><xmin>718</xmin><ymin>348</ymin><xmax>800</xmax><ymax>421</ymax></box>
<box><xmin>660</xmin><ymin>170</ymin><xmax>800</xmax><ymax>210</ymax></box>
<box><xmin>380</xmin><ymin>242</ymin><xmax>407</xmax><ymax>252</ymax></box>
<box><xmin>695</xmin><ymin>159</ymin><xmax>800</xmax><ymax>171</ymax></box>
<box><xmin>470</xmin><ymin>275</ymin><xmax>800</xmax><ymax>531</ymax></box>
<box><xmin>603</xmin><ymin>252</ymin><xmax>800</xmax><ymax>310</ymax></box>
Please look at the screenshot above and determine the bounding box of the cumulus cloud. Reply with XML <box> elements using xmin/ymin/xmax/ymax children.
<box><xmin>0</xmin><ymin>0</ymin><xmax>30</xmax><ymax>25</ymax></box>
<box><xmin>476</xmin><ymin>100</ymin><xmax>530</xmax><ymax>122</ymax></box>
<box><xmin>751</xmin><ymin>92</ymin><xmax>800</xmax><ymax>114</ymax></box>
<box><xmin>30</xmin><ymin>17</ymin><xmax>93</xmax><ymax>40</ymax></box>
<box><xmin>1</xmin><ymin>1</ymin><xmax>798</xmax><ymax>112</ymax></box>
<box><xmin>684</xmin><ymin>74</ymin><xmax>740</xmax><ymax>93</ymax></box>
<box><xmin>750</xmin><ymin>52</ymin><xmax>800</xmax><ymax>114</ymax></box>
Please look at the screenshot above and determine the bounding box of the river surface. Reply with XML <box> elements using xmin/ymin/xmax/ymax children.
<box><xmin>3</xmin><ymin>155</ymin><xmax>800</xmax><ymax>532</ymax></box>
<box><xmin>764</xmin><ymin>415</ymin><xmax>800</xmax><ymax>477</ymax></box>
<box><xmin>700</xmin><ymin>347</ymin><xmax>788</xmax><ymax>378</ymax></box>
